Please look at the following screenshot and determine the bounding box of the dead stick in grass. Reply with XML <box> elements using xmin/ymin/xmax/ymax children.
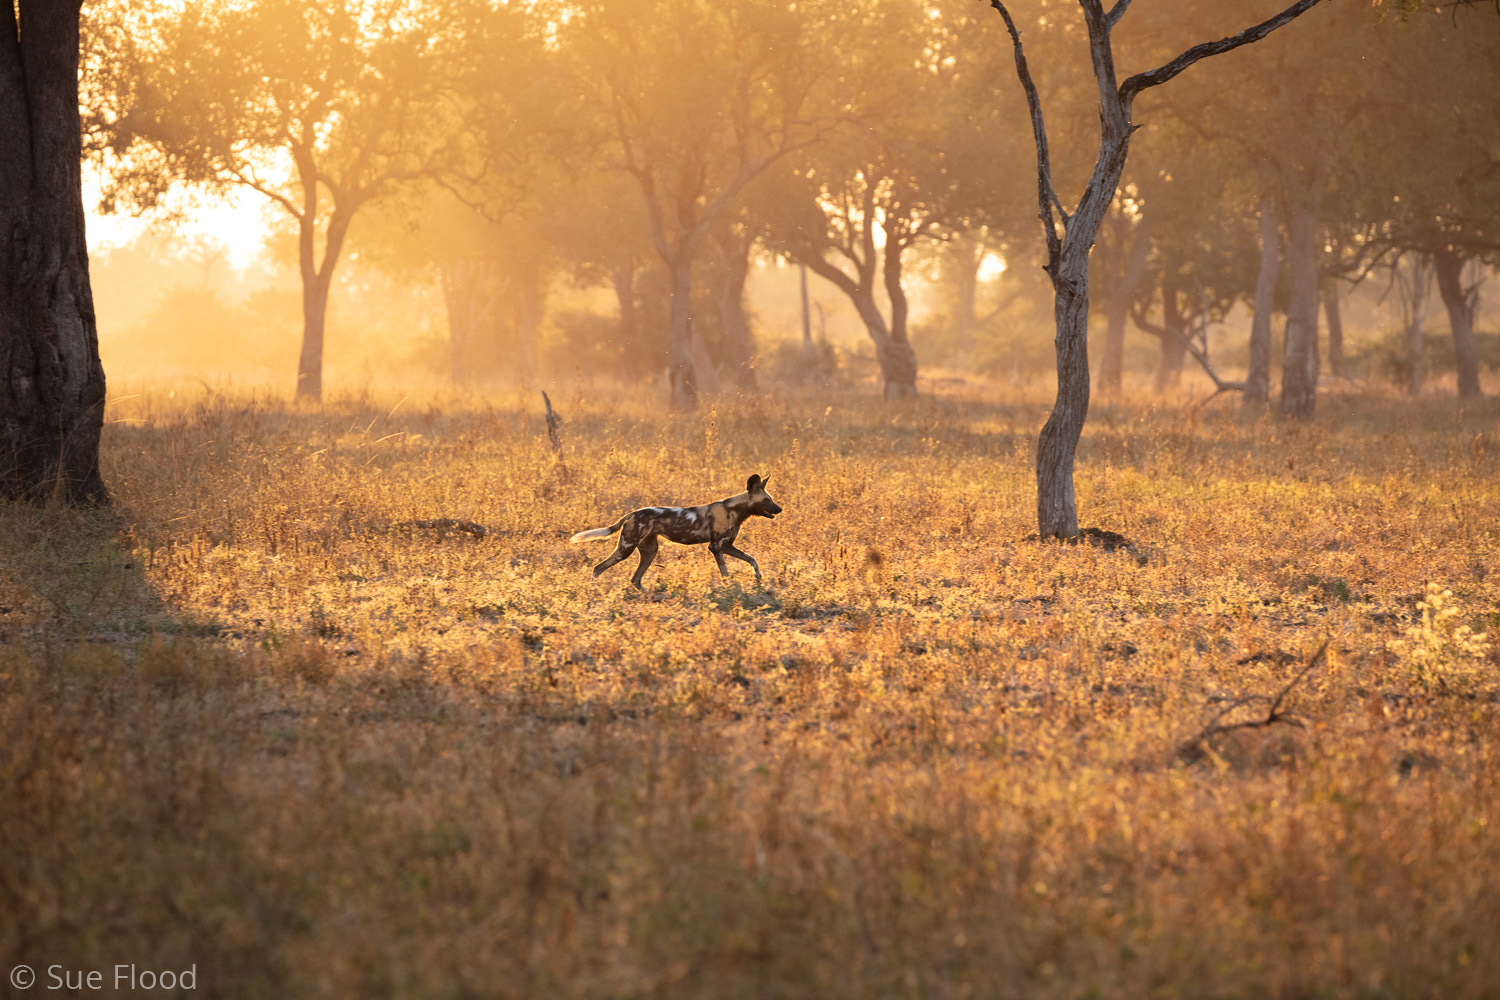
<box><xmin>1177</xmin><ymin>640</ymin><xmax>1329</xmax><ymax>762</ymax></box>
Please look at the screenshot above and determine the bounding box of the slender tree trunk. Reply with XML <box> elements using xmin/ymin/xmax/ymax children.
<box><xmin>881</xmin><ymin>238</ymin><xmax>919</xmax><ymax>400</ymax></box>
<box><xmin>1404</xmin><ymin>254</ymin><xmax>1430</xmax><ymax>396</ymax></box>
<box><xmin>665</xmin><ymin>255</ymin><xmax>698</xmax><ymax>410</ymax></box>
<box><xmin>798</xmin><ymin>264</ymin><xmax>812</xmax><ymax>357</ymax></box>
<box><xmin>1098</xmin><ymin>215</ymin><xmax>1150</xmax><ymax>394</ymax></box>
<box><xmin>1434</xmin><ymin>249</ymin><xmax>1483</xmax><ymax>399</ymax></box>
<box><xmin>1279</xmin><ymin>189</ymin><xmax>1321</xmax><ymax>420</ymax></box>
<box><xmin>1245</xmin><ymin>199</ymin><xmax>1278</xmax><ymax>407</ymax></box>
<box><xmin>297</xmin><ymin>272</ymin><xmax>331</xmax><ymax>402</ymax></box>
<box><xmin>612</xmin><ymin>264</ymin><xmax>638</xmax><ymax>352</ymax></box>
<box><xmin>292</xmin><ymin>169</ymin><xmax>355</xmax><ymax>402</ymax></box>
<box><xmin>951</xmin><ymin>234</ymin><xmax>984</xmax><ymax>357</ymax></box>
<box><xmin>1153</xmin><ymin>280</ymin><xmax>1189</xmax><ymax>392</ymax></box>
<box><xmin>1038</xmin><ymin>261</ymin><xmax>1092</xmax><ymax>539</ymax></box>
<box><xmin>715</xmin><ymin>229</ymin><xmax>757</xmax><ymax>389</ymax></box>
<box><xmin>1322</xmin><ymin>281</ymin><xmax>1346</xmax><ymax>378</ymax></box>
<box><xmin>0</xmin><ymin>0</ymin><xmax>108</xmax><ymax>503</ymax></box>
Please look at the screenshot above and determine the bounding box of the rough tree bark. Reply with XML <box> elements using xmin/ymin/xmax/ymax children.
<box><xmin>0</xmin><ymin>0</ymin><xmax>108</xmax><ymax>504</ymax></box>
<box><xmin>1244</xmin><ymin>198</ymin><xmax>1279</xmax><ymax>407</ymax></box>
<box><xmin>990</xmin><ymin>0</ymin><xmax>1325</xmax><ymax>539</ymax></box>
<box><xmin>1280</xmin><ymin>187</ymin><xmax>1322</xmax><ymax>420</ymax></box>
<box><xmin>1433</xmin><ymin>248</ymin><xmax>1483</xmax><ymax>399</ymax></box>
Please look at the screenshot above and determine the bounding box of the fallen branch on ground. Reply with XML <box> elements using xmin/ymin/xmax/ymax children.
<box><xmin>1176</xmin><ymin>640</ymin><xmax>1329</xmax><ymax>764</ymax></box>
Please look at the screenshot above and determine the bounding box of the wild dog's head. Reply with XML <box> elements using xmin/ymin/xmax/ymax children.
<box><xmin>745</xmin><ymin>474</ymin><xmax>782</xmax><ymax>519</ymax></box>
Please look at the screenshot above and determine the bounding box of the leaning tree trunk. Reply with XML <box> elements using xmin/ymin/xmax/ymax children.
<box><xmin>1434</xmin><ymin>249</ymin><xmax>1483</xmax><ymax>399</ymax></box>
<box><xmin>0</xmin><ymin>0</ymin><xmax>108</xmax><ymax>504</ymax></box>
<box><xmin>1245</xmin><ymin>199</ymin><xmax>1279</xmax><ymax>408</ymax></box>
<box><xmin>1279</xmin><ymin>188</ymin><xmax>1321</xmax><ymax>420</ymax></box>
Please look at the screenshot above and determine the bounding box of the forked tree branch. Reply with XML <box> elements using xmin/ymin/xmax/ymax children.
<box><xmin>989</xmin><ymin>1</ymin><xmax>1064</xmax><ymax>266</ymax></box>
<box><xmin>1119</xmin><ymin>0</ymin><xmax>1327</xmax><ymax>107</ymax></box>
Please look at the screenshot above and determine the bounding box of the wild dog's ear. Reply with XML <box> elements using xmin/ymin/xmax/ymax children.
<box><xmin>760</xmin><ymin>475</ymin><xmax>770</xmax><ymax>489</ymax></box>
<box><xmin>747</xmin><ymin>474</ymin><xmax>762</xmax><ymax>492</ymax></box>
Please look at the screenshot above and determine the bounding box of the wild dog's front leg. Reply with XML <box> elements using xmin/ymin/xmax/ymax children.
<box><xmin>722</xmin><ymin>543</ymin><xmax>761</xmax><ymax>582</ymax></box>
<box><xmin>709</xmin><ymin>540</ymin><xmax>731</xmax><ymax>578</ymax></box>
<box><xmin>630</xmin><ymin>536</ymin><xmax>660</xmax><ymax>590</ymax></box>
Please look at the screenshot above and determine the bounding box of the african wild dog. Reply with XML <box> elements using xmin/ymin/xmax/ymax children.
<box><xmin>570</xmin><ymin>474</ymin><xmax>782</xmax><ymax>590</ymax></box>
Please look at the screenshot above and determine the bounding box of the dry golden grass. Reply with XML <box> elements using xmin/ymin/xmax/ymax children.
<box><xmin>3</xmin><ymin>381</ymin><xmax>1498</xmax><ymax>999</ymax></box>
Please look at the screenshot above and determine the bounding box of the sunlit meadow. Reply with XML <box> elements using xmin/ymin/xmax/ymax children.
<box><xmin>3</xmin><ymin>382</ymin><xmax>1498</xmax><ymax>998</ymax></box>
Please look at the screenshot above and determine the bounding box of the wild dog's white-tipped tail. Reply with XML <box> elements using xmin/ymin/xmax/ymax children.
<box><xmin>570</xmin><ymin>526</ymin><xmax>614</xmax><ymax>543</ymax></box>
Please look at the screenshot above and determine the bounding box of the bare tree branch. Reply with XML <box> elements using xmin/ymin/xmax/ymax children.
<box><xmin>1119</xmin><ymin>0</ymin><xmax>1326</xmax><ymax>107</ymax></box>
<box><xmin>989</xmin><ymin>1</ymin><xmax>1063</xmax><ymax>266</ymax></box>
<box><xmin>1105</xmin><ymin>0</ymin><xmax>1134</xmax><ymax>28</ymax></box>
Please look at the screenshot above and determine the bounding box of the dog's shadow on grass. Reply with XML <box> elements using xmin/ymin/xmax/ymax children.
<box><xmin>705</xmin><ymin>582</ymin><xmax>781</xmax><ymax>613</ymax></box>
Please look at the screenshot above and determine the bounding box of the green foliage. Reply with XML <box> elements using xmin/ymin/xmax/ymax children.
<box><xmin>1393</xmin><ymin>583</ymin><xmax>1493</xmax><ymax>691</ymax></box>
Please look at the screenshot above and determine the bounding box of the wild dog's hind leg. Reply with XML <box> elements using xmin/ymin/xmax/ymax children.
<box><xmin>722</xmin><ymin>543</ymin><xmax>761</xmax><ymax>582</ymax></box>
<box><xmin>593</xmin><ymin>537</ymin><xmax>636</xmax><ymax>578</ymax></box>
<box><xmin>630</xmin><ymin>536</ymin><xmax>660</xmax><ymax>590</ymax></box>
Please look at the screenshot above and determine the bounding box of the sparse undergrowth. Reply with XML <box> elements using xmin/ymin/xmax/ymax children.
<box><xmin>2</xmin><ymin>382</ymin><xmax>1499</xmax><ymax>999</ymax></box>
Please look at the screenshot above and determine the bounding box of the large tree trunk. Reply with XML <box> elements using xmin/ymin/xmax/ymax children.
<box><xmin>1245</xmin><ymin>199</ymin><xmax>1278</xmax><ymax>408</ymax></box>
<box><xmin>1279</xmin><ymin>189</ymin><xmax>1321</xmax><ymax>420</ymax></box>
<box><xmin>1434</xmin><ymin>249</ymin><xmax>1483</xmax><ymax>399</ymax></box>
<box><xmin>0</xmin><ymin>0</ymin><xmax>108</xmax><ymax>504</ymax></box>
